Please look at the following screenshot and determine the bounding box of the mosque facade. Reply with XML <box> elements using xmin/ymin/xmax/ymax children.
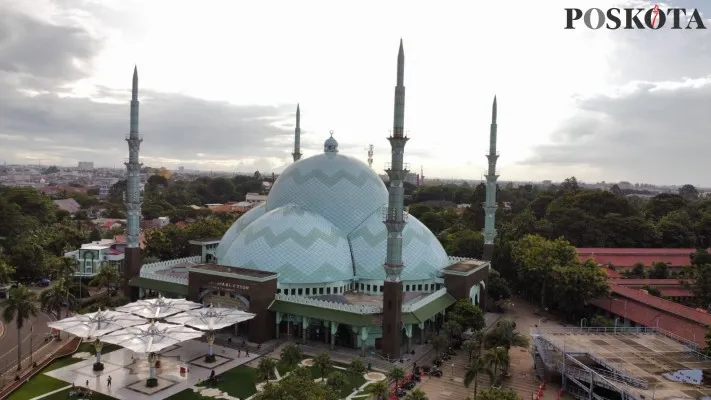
<box><xmin>127</xmin><ymin>42</ymin><xmax>495</xmax><ymax>359</ymax></box>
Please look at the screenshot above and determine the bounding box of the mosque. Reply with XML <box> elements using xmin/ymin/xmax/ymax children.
<box><xmin>125</xmin><ymin>41</ymin><xmax>498</xmax><ymax>359</ymax></box>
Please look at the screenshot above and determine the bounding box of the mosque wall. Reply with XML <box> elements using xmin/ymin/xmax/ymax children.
<box><xmin>188</xmin><ymin>270</ymin><xmax>277</xmax><ymax>343</ymax></box>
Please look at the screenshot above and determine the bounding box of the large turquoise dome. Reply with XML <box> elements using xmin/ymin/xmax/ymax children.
<box><xmin>266</xmin><ymin>136</ymin><xmax>388</xmax><ymax>234</ymax></box>
<box><xmin>216</xmin><ymin>134</ymin><xmax>451</xmax><ymax>285</ymax></box>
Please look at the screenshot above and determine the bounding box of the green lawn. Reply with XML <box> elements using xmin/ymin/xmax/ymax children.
<box><xmin>7</xmin><ymin>342</ymin><xmax>120</xmax><ymax>400</ymax></box>
<box><xmin>196</xmin><ymin>365</ymin><xmax>258</xmax><ymax>399</ymax></box>
<box><xmin>308</xmin><ymin>365</ymin><xmax>366</xmax><ymax>398</ymax></box>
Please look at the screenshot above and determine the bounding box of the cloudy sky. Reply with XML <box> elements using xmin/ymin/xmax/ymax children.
<box><xmin>1</xmin><ymin>0</ymin><xmax>710</xmax><ymax>185</ymax></box>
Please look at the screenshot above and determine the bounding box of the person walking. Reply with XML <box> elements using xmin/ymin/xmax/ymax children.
<box><xmin>107</xmin><ymin>375</ymin><xmax>112</xmax><ymax>388</ymax></box>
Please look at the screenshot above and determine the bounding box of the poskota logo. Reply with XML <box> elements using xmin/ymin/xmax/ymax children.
<box><xmin>565</xmin><ymin>6</ymin><xmax>706</xmax><ymax>30</ymax></box>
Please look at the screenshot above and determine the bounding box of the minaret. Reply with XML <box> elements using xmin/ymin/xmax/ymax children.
<box><xmin>482</xmin><ymin>96</ymin><xmax>499</xmax><ymax>262</ymax></box>
<box><xmin>382</xmin><ymin>39</ymin><xmax>409</xmax><ymax>360</ymax></box>
<box><xmin>123</xmin><ymin>66</ymin><xmax>143</xmax><ymax>300</ymax></box>
<box><xmin>367</xmin><ymin>145</ymin><xmax>374</xmax><ymax>169</ymax></box>
<box><xmin>292</xmin><ymin>104</ymin><xmax>302</xmax><ymax>162</ymax></box>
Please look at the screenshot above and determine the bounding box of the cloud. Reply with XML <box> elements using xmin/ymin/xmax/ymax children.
<box><xmin>0</xmin><ymin>2</ymin><xmax>301</xmax><ymax>172</ymax></box>
<box><xmin>525</xmin><ymin>77</ymin><xmax>711</xmax><ymax>185</ymax></box>
<box><xmin>522</xmin><ymin>0</ymin><xmax>711</xmax><ymax>185</ymax></box>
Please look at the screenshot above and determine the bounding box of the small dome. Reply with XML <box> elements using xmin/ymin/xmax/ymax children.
<box><xmin>348</xmin><ymin>210</ymin><xmax>451</xmax><ymax>280</ymax></box>
<box><xmin>224</xmin><ymin>204</ymin><xmax>353</xmax><ymax>284</ymax></box>
<box><xmin>324</xmin><ymin>131</ymin><xmax>338</xmax><ymax>153</ymax></box>
<box><xmin>215</xmin><ymin>203</ymin><xmax>266</xmax><ymax>262</ymax></box>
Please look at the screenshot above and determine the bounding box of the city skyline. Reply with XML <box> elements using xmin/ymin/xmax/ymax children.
<box><xmin>2</xmin><ymin>0</ymin><xmax>711</xmax><ymax>185</ymax></box>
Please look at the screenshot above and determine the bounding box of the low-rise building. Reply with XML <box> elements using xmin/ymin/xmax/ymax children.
<box><xmin>64</xmin><ymin>239</ymin><xmax>125</xmax><ymax>277</ymax></box>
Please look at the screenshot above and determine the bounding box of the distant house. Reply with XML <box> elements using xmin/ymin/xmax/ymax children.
<box><xmin>53</xmin><ymin>198</ymin><xmax>81</xmax><ymax>215</ymax></box>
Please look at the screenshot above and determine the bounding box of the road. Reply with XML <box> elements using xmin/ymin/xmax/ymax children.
<box><xmin>0</xmin><ymin>307</ymin><xmax>53</xmax><ymax>374</ymax></box>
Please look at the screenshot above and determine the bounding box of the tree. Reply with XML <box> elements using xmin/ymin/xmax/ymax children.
<box><xmin>547</xmin><ymin>261</ymin><xmax>610</xmax><ymax>320</ymax></box>
<box><xmin>444</xmin><ymin>320</ymin><xmax>463</xmax><ymax>342</ymax></box>
<box><xmin>326</xmin><ymin>370</ymin><xmax>347</xmax><ymax>393</ymax></box>
<box><xmin>430</xmin><ymin>334</ymin><xmax>448</xmax><ymax>358</ymax></box>
<box><xmin>477</xmin><ymin>388</ymin><xmax>519</xmax><ymax>400</ymax></box>
<box><xmin>484</xmin><ymin>319</ymin><xmax>529</xmax><ymax>350</ymax></box>
<box><xmin>365</xmin><ymin>380</ymin><xmax>390</xmax><ymax>400</ymax></box>
<box><xmin>253</xmin><ymin>366</ymin><xmax>338</xmax><ymax>400</ymax></box>
<box><xmin>40</xmin><ymin>277</ymin><xmax>75</xmax><ymax>320</ymax></box>
<box><xmin>0</xmin><ymin>259</ymin><xmax>15</xmax><ymax>285</ymax></box>
<box><xmin>590</xmin><ymin>315</ymin><xmax>613</xmax><ymax>327</ymax></box>
<box><xmin>679</xmin><ymin>184</ymin><xmax>699</xmax><ymax>201</ymax></box>
<box><xmin>3</xmin><ymin>285</ymin><xmax>39</xmax><ymax>370</ymax></box>
<box><xmin>462</xmin><ymin>339</ymin><xmax>480</xmax><ymax>362</ymax></box>
<box><xmin>511</xmin><ymin>235</ymin><xmax>577</xmax><ymax>307</ymax></box>
<box><xmin>404</xmin><ymin>388</ymin><xmax>429</xmax><ymax>400</ymax></box>
<box><xmin>649</xmin><ymin>262</ymin><xmax>670</xmax><ymax>279</ymax></box>
<box><xmin>449</xmin><ymin>299</ymin><xmax>485</xmax><ymax>332</ymax></box>
<box><xmin>464</xmin><ymin>356</ymin><xmax>491</xmax><ymax>400</ymax></box>
<box><xmin>89</xmin><ymin>265</ymin><xmax>120</xmax><ymax>294</ymax></box>
<box><xmin>486</xmin><ymin>270</ymin><xmax>511</xmax><ymax>303</ymax></box>
<box><xmin>313</xmin><ymin>352</ymin><xmax>333</xmax><ymax>379</ymax></box>
<box><xmin>560</xmin><ymin>176</ymin><xmax>579</xmax><ymax>191</ymax></box>
<box><xmin>279</xmin><ymin>343</ymin><xmax>303</xmax><ymax>371</ymax></box>
<box><xmin>689</xmin><ymin>264</ymin><xmax>711</xmax><ymax>309</ymax></box>
<box><xmin>257</xmin><ymin>357</ymin><xmax>277</xmax><ymax>381</ymax></box>
<box><xmin>609</xmin><ymin>184</ymin><xmax>622</xmax><ymax>196</ymax></box>
<box><xmin>387</xmin><ymin>366</ymin><xmax>406</xmax><ymax>389</ymax></box>
<box><xmin>704</xmin><ymin>326</ymin><xmax>711</xmax><ymax>356</ymax></box>
<box><xmin>484</xmin><ymin>346</ymin><xmax>510</xmax><ymax>384</ymax></box>
<box><xmin>347</xmin><ymin>358</ymin><xmax>367</xmax><ymax>387</ymax></box>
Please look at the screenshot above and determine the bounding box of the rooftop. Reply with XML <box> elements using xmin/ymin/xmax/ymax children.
<box><xmin>577</xmin><ymin>248</ymin><xmax>694</xmax><ymax>267</ymax></box>
<box><xmin>189</xmin><ymin>264</ymin><xmax>277</xmax><ymax>278</ymax></box>
<box><xmin>443</xmin><ymin>259</ymin><xmax>489</xmax><ymax>275</ymax></box>
<box><xmin>536</xmin><ymin>327</ymin><xmax>711</xmax><ymax>400</ymax></box>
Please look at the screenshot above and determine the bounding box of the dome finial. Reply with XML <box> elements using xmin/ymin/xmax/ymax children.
<box><xmin>324</xmin><ymin>131</ymin><xmax>338</xmax><ymax>153</ymax></box>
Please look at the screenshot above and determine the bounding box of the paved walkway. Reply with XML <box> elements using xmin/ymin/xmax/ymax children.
<box><xmin>417</xmin><ymin>298</ymin><xmax>569</xmax><ymax>400</ymax></box>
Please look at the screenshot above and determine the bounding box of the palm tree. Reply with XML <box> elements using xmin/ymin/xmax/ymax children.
<box><xmin>404</xmin><ymin>388</ymin><xmax>429</xmax><ymax>400</ymax></box>
<box><xmin>50</xmin><ymin>256</ymin><xmax>76</xmax><ymax>280</ymax></box>
<box><xmin>257</xmin><ymin>357</ymin><xmax>277</xmax><ymax>381</ymax></box>
<box><xmin>279</xmin><ymin>343</ymin><xmax>303</xmax><ymax>371</ymax></box>
<box><xmin>464</xmin><ymin>356</ymin><xmax>491</xmax><ymax>400</ymax></box>
<box><xmin>3</xmin><ymin>285</ymin><xmax>39</xmax><ymax>370</ymax></box>
<box><xmin>365</xmin><ymin>380</ymin><xmax>390</xmax><ymax>400</ymax></box>
<box><xmin>313</xmin><ymin>352</ymin><xmax>333</xmax><ymax>379</ymax></box>
<box><xmin>0</xmin><ymin>259</ymin><xmax>16</xmax><ymax>285</ymax></box>
<box><xmin>40</xmin><ymin>277</ymin><xmax>75</xmax><ymax>319</ymax></box>
<box><xmin>484</xmin><ymin>319</ymin><xmax>529</xmax><ymax>350</ymax></box>
<box><xmin>484</xmin><ymin>346</ymin><xmax>510</xmax><ymax>385</ymax></box>
<box><xmin>388</xmin><ymin>366</ymin><xmax>406</xmax><ymax>389</ymax></box>
<box><xmin>347</xmin><ymin>358</ymin><xmax>367</xmax><ymax>388</ymax></box>
<box><xmin>89</xmin><ymin>265</ymin><xmax>120</xmax><ymax>295</ymax></box>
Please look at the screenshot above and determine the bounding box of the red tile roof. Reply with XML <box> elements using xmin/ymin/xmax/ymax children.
<box><xmin>577</xmin><ymin>248</ymin><xmax>694</xmax><ymax>267</ymax></box>
<box><xmin>610</xmin><ymin>278</ymin><xmax>684</xmax><ymax>286</ymax></box>
<box><xmin>592</xmin><ymin>283</ymin><xmax>710</xmax><ymax>345</ymax></box>
<box><xmin>113</xmin><ymin>233</ymin><xmax>146</xmax><ymax>249</ymax></box>
<box><xmin>659</xmin><ymin>287</ymin><xmax>694</xmax><ymax>297</ymax></box>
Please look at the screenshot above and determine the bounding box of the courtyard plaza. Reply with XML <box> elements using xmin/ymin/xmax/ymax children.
<box><xmin>416</xmin><ymin>298</ymin><xmax>569</xmax><ymax>400</ymax></box>
<box><xmin>40</xmin><ymin>339</ymin><xmax>259</xmax><ymax>400</ymax></box>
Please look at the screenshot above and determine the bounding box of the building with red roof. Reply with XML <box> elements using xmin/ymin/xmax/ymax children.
<box><xmin>591</xmin><ymin>283</ymin><xmax>708</xmax><ymax>347</ymax></box>
<box><xmin>578</xmin><ymin>248</ymin><xmax>694</xmax><ymax>272</ymax></box>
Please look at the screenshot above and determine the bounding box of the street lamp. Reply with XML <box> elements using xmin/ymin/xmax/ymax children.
<box><xmin>614</xmin><ymin>317</ymin><xmax>620</xmax><ymax>333</ymax></box>
<box><xmin>579</xmin><ymin>318</ymin><xmax>587</xmax><ymax>332</ymax></box>
<box><xmin>29</xmin><ymin>324</ymin><xmax>33</xmax><ymax>366</ymax></box>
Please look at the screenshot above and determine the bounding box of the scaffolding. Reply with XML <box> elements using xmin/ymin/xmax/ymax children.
<box><xmin>531</xmin><ymin>326</ymin><xmax>711</xmax><ymax>400</ymax></box>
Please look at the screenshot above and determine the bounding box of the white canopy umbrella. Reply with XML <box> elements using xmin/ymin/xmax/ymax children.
<box><xmin>100</xmin><ymin>321</ymin><xmax>204</xmax><ymax>386</ymax></box>
<box><xmin>115</xmin><ymin>296</ymin><xmax>203</xmax><ymax>319</ymax></box>
<box><xmin>166</xmin><ymin>305</ymin><xmax>255</xmax><ymax>361</ymax></box>
<box><xmin>166</xmin><ymin>305</ymin><xmax>255</xmax><ymax>331</ymax></box>
<box><xmin>100</xmin><ymin>321</ymin><xmax>204</xmax><ymax>354</ymax></box>
<box><xmin>47</xmin><ymin>309</ymin><xmax>146</xmax><ymax>370</ymax></box>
